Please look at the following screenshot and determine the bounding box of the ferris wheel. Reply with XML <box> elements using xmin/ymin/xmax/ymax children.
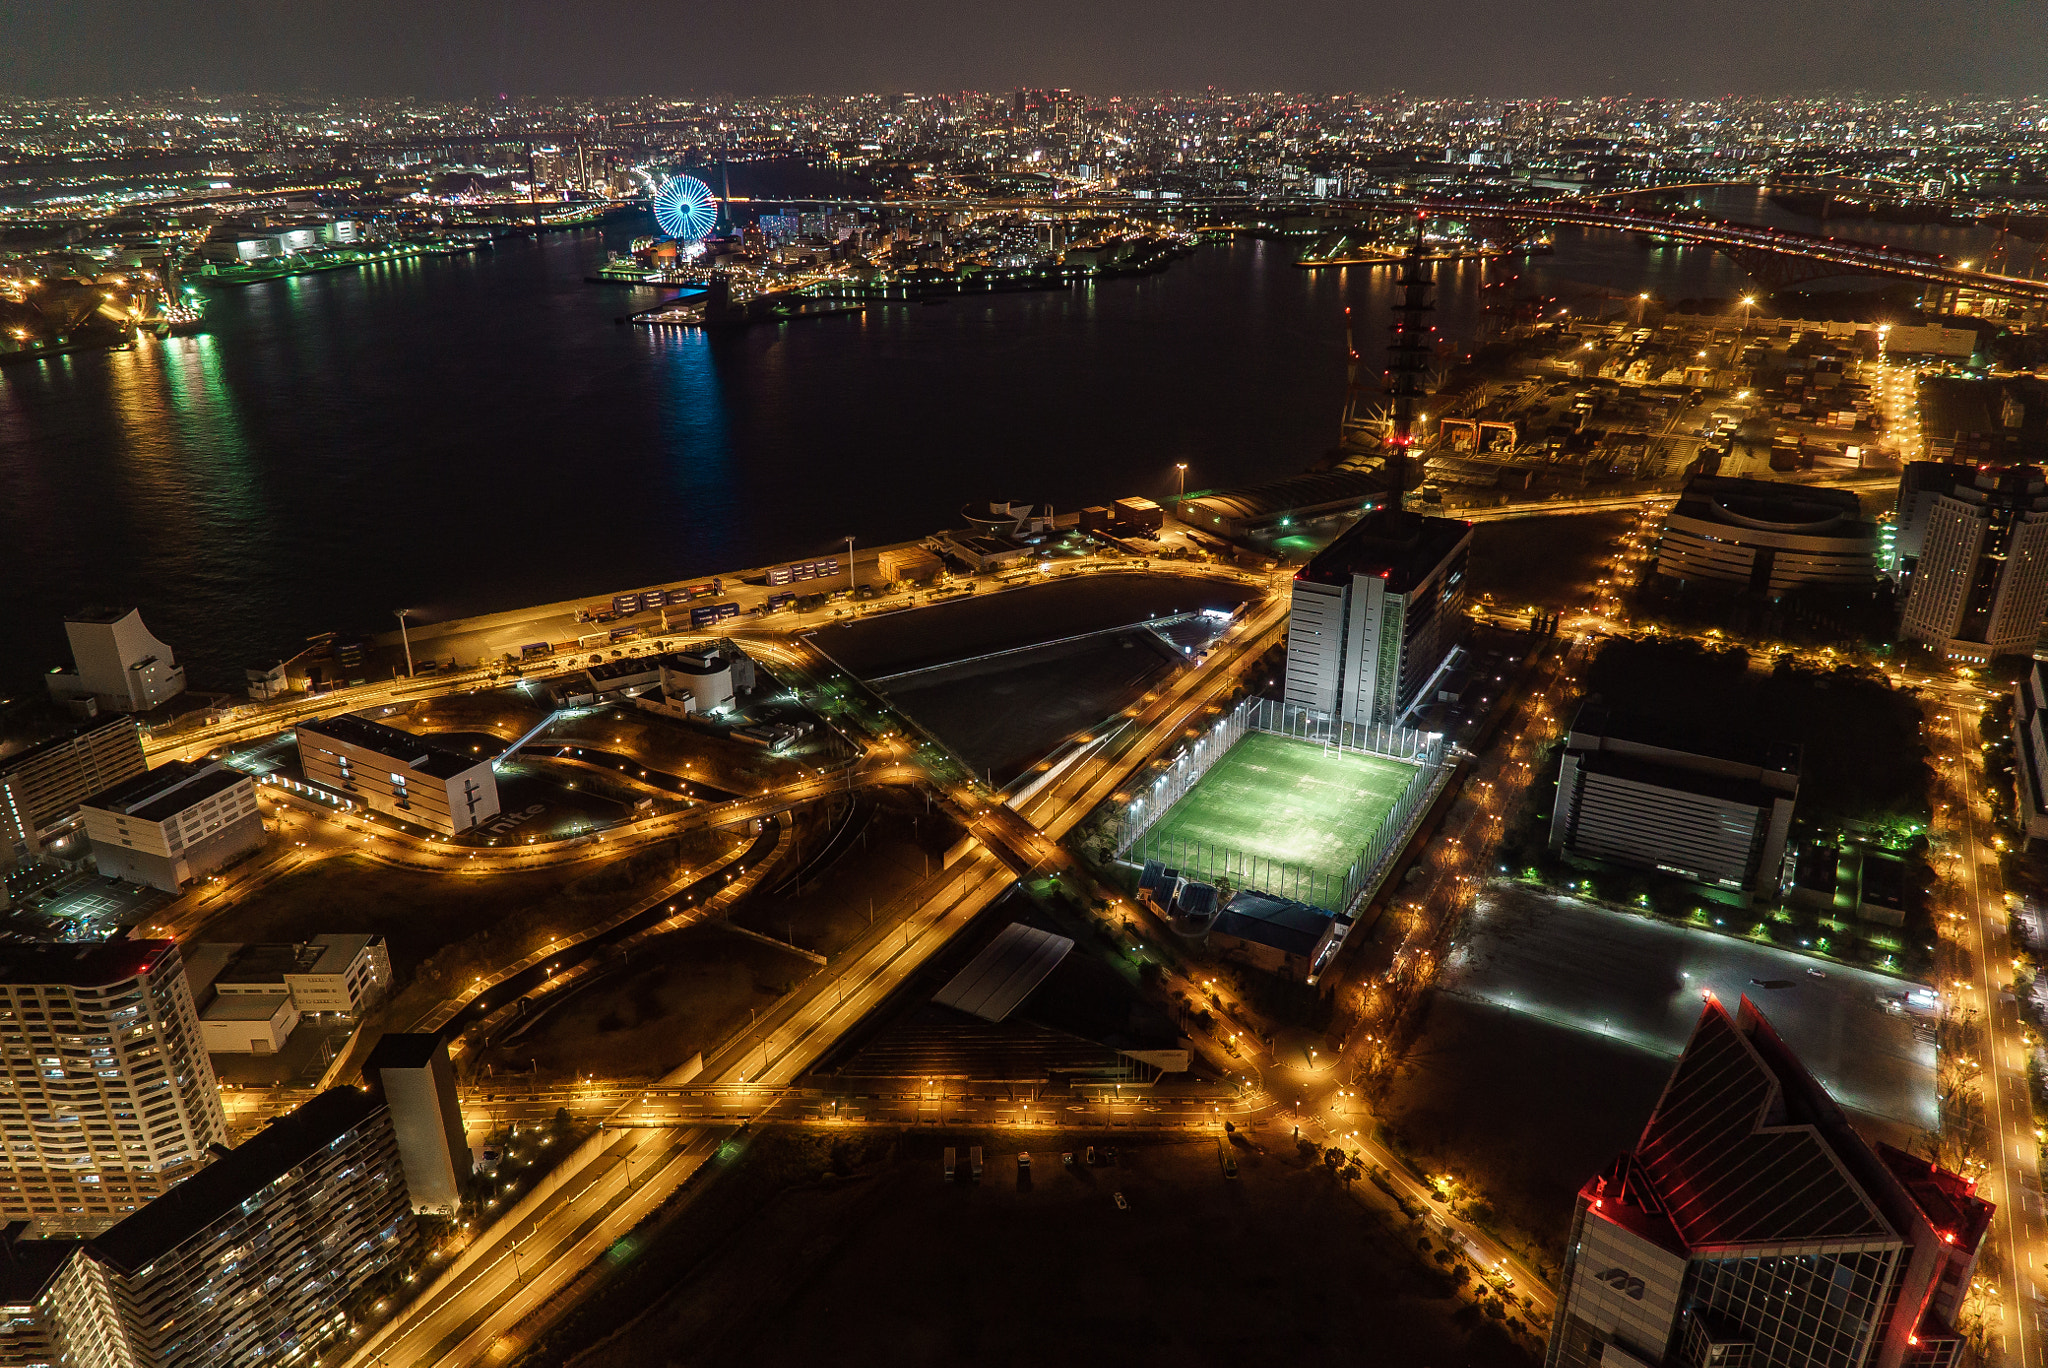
<box><xmin>653</xmin><ymin>174</ymin><xmax>718</xmax><ymax>242</ymax></box>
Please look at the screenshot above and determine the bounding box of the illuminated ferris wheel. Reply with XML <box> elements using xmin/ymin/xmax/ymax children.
<box><xmin>653</xmin><ymin>174</ymin><xmax>718</xmax><ymax>242</ymax></box>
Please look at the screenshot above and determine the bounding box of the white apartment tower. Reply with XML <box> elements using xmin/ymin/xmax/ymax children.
<box><xmin>1898</xmin><ymin>464</ymin><xmax>2048</xmax><ymax>663</ymax></box>
<box><xmin>0</xmin><ymin>942</ymin><xmax>228</xmax><ymax>1235</ymax></box>
<box><xmin>43</xmin><ymin>609</ymin><xmax>186</xmax><ymax>714</ymax></box>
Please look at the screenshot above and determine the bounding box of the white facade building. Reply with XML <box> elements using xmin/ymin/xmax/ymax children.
<box><xmin>1282</xmin><ymin>510</ymin><xmax>1472</xmax><ymax>727</ymax></box>
<box><xmin>78</xmin><ymin>760</ymin><xmax>265</xmax><ymax>893</ymax></box>
<box><xmin>1654</xmin><ymin>475</ymin><xmax>1877</xmax><ymax>596</ymax></box>
<box><xmin>43</xmin><ymin>608</ymin><xmax>185</xmax><ymax>714</ymax></box>
<box><xmin>0</xmin><ymin>942</ymin><xmax>228</xmax><ymax>1234</ymax></box>
<box><xmin>1898</xmin><ymin>464</ymin><xmax>2048</xmax><ymax>663</ymax></box>
<box><xmin>1549</xmin><ymin>704</ymin><xmax>1798</xmax><ymax>900</ymax></box>
<box><xmin>295</xmin><ymin>716</ymin><xmax>501</xmax><ymax>834</ymax></box>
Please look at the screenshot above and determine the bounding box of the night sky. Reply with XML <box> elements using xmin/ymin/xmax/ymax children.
<box><xmin>2</xmin><ymin>0</ymin><xmax>2044</xmax><ymax>97</ymax></box>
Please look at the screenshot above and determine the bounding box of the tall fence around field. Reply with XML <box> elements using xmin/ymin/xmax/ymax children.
<box><xmin>1114</xmin><ymin>696</ymin><xmax>1449</xmax><ymax>915</ymax></box>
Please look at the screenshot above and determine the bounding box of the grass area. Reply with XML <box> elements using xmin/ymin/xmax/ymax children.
<box><xmin>1144</xmin><ymin>731</ymin><xmax>1414</xmax><ymax>887</ymax></box>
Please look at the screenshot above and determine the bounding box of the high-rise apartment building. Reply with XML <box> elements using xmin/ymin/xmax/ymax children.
<box><xmin>42</xmin><ymin>609</ymin><xmax>186</xmax><ymax>715</ymax></box>
<box><xmin>0</xmin><ymin>719</ymin><xmax>146</xmax><ymax>874</ymax></box>
<box><xmin>0</xmin><ymin>942</ymin><xmax>227</xmax><ymax>1235</ymax></box>
<box><xmin>1282</xmin><ymin>510</ymin><xmax>1472</xmax><ymax>727</ymax></box>
<box><xmin>1896</xmin><ymin>463</ymin><xmax>2048</xmax><ymax>663</ymax></box>
<box><xmin>0</xmin><ymin>1088</ymin><xmax>415</xmax><ymax>1367</ymax></box>
<box><xmin>1548</xmin><ymin>997</ymin><xmax>1990</xmax><ymax>1368</ymax></box>
<box><xmin>364</xmin><ymin>1033</ymin><xmax>471</xmax><ymax>1214</ymax></box>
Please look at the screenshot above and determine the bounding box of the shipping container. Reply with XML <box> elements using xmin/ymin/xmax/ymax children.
<box><xmin>767</xmin><ymin>566</ymin><xmax>793</xmax><ymax>586</ymax></box>
<box><xmin>714</xmin><ymin>601</ymin><xmax>740</xmax><ymax>621</ymax></box>
<box><xmin>613</xmin><ymin>593</ymin><xmax>642</xmax><ymax>615</ymax></box>
<box><xmin>791</xmin><ymin>563</ymin><xmax>816</xmax><ymax>581</ymax></box>
<box><xmin>520</xmin><ymin>642</ymin><xmax>553</xmax><ymax>660</ymax></box>
<box><xmin>764</xmin><ymin>592</ymin><xmax>796</xmax><ymax>613</ymax></box>
<box><xmin>689</xmin><ymin>605</ymin><xmax>718</xmax><ymax>628</ymax></box>
<box><xmin>685</xmin><ymin>583</ymin><xmax>715</xmax><ymax>600</ymax></box>
<box><xmin>610</xmin><ymin>626</ymin><xmax>638</xmax><ymax>643</ymax></box>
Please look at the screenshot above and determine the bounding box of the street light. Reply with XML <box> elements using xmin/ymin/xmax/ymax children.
<box><xmin>1175</xmin><ymin>462</ymin><xmax>1188</xmax><ymax>512</ymax></box>
<box><xmin>395</xmin><ymin>610</ymin><xmax>415</xmax><ymax>679</ymax></box>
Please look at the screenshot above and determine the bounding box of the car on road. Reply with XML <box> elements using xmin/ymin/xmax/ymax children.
<box><xmin>1017</xmin><ymin>1152</ymin><xmax>1031</xmax><ymax>1171</ymax></box>
<box><xmin>1114</xmin><ymin>1192</ymin><xmax>1129</xmax><ymax>1210</ymax></box>
<box><xmin>1807</xmin><ymin>967</ymin><xmax>1826</xmax><ymax>978</ymax></box>
<box><xmin>1062</xmin><ymin>1151</ymin><xmax>1075</xmax><ymax>1167</ymax></box>
<box><xmin>1085</xmin><ymin>1146</ymin><xmax>1097</xmax><ymax>1166</ymax></box>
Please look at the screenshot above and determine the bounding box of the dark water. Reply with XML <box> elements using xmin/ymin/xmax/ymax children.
<box><xmin>0</xmin><ymin>187</ymin><xmax>2000</xmax><ymax>693</ymax></box>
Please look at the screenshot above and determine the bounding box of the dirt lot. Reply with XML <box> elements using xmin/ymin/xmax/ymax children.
<box><xmin>1467</xmin><ymin>511</ymin><xmax>1632</xmax><ymax>615</ymax></box>
<box><xmin>478</xmin><ymin>920</ymin><xmax>817</xmax><ymax>1083</ymax></box>
<box><xmin>733</xmin><ymin>795</ymin><xmax>956</xmax><ymax>960</ymax></box>
<box><xmin>540</xmin><ymin>1128</ymin><xmax>1535</xmax><ymax>1368</ymax></box>
<box><xmin>195</xmin><ymin>828</ymin><xmax>740</xmax><ymax>1015</ymax></box>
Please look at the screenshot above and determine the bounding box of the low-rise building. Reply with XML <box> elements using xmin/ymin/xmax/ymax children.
<box><xmin>42</xmin><ymin>607</ymin><xmax>185</xmax><ymax>715</ymax></box>
<box><xmin>1653</xmin><ymin>475</ymin><xmax>1877</xmax><ymax>596</ymax></box>
<box><xmin>1549</xmin><ymin>703</ymin><xmax>1799</xmax><ymax>900</ymax></box>
<box><xmin>183</xmin><ymin>934</ymin><xmax>391</xmax><ymax>1019</ymax></box>
<box><xmin>296</xmin><ymin>715</ymin><xmax>501</xmax><ymax>834</ymax></box>
<box><xmin>1207</xmin><ymin>890</ymin><xmax>1344</xmax><ymax>981</ymax></box>
<box><xmin>77</xmin><ymin>760</ymin><xmax>264</xmax><ymax>893</ymax></box>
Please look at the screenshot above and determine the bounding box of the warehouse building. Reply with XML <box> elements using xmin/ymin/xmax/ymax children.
<box><xmin>1549</xmin><ymin>703</ymin><xmax>1799</xmax><ymax>900</ymax></box>
<box><xmin>77</xmin><ymin>759</ymin><xmax>265</xmax><ymax>893</ymax></box>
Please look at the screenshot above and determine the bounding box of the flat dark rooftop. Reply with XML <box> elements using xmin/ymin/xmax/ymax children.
<box><xmin>1573</xmin><ymin>701</ymin><xmax>1799</xmax><ymax>778</ymax></box>
<box><xmin>298</xmin><ymin>714</ymin><xmax>479</xmax><ymax>780</ymax></box>
<box><xmin>83</xmin><ymin>761</ymin><xmax>245</xmax><ymax>823</ymax></box>
<box><xmin>91</xmin><ymin>1088</ymin><xmax>382</xmax><ymax>1274</ymax></box>
<box><xmin>0</xmin><ymin>716</ymin><xmax>138</xmax><ymax>777</ymax></box>
<box><xmin>0</xmin><ymin>940</ymin><xmax>172</xmax><ymax>989</ymax></box>
<box><xmin>1575</xmin><ymin>750</ymin><xmax>1788</xmax><ymax>810</ymax></box>
<box><xmin>1298</xmin><ymin>509</ymin><xmax>1470</xmax><ymax>594</ymax></box>
<box><xmin>64</xmin><ymin>606</ymin><xmax>134</xmax><ymax>626</ymax></box>
<box><xmin>364</xmin><ymin>1032</ymin><xmax>443</xmax><ymax>1072</ymax></box>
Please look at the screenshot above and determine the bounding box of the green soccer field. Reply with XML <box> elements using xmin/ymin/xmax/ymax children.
<box><xmin>1141</xmin><ymin>731</ymin><xmax>1415</xmax><ymax>887</ymax></box>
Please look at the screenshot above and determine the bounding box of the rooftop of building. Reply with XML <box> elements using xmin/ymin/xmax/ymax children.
<box><xmin>201</xmin><ymin>991</ymin><xmax>293</xmax><ymax>1022</ymax></box>
<box><xmin>0</xmin><ymin>715</ymin><xmax>140</xmax><ymax>777</ymax></box>
<box><xmin>0</xmin><ymin>1224</ymin><xmax>85</xmax><ymax>1306</ymax></box>
<box><xmin>1184</xmin><ymin>467</ymin><xmax>1390</xmax><ymax>524</ymax></box>
<box><xmin>1571</xmin><ymin>700</ymin><xmax>1801</xmax><ymax>779</ymax></box>
<box><xmin>1669</xmin><ymin>475</ymin><xmax>1868</xmax><ymax>535</ymax></box>
<box><xmin>364</xmin><ymin>1031</ymin><xmax>444</xmax><ymax>1073</ymax></box>
<box><xmin>1297</xmin><ymin>508</ymin><xmax>1471</xmax><ymax>594</ymax></box>
<box><xmin>80</xmin><ymin>759</ymin><xmax>246</xmax><ymax>823</ymax></box>
<box><xmin>296</xmin><ymin>714</ymin><xmax>482</xmax><ymax>780</ymax></box>
<box><xmin>90</xmin><ymin>1088</ymin><xmax>385</xmax><ymax>1275</ymax></box>
<box><xmin>0</xmin><ymin>940</ymin><xmax>172</xmax><ymax>990</ymax></box>
<box><xmin>1211</xmin><ymin>890</ymin><xmax>1332</xmax><ymax>958</ymax></box>
<box><xmin>63</xmin><ymin>606</ymin><xmax>136</xmax><ymax>626</ymax></box>
<box><xmin>1573</xmin><ymin>748</ymin><xmax>1793</xmax><ymax>810</ymax></box>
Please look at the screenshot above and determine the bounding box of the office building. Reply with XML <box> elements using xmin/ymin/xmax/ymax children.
<box><xmin>0</xmin><ymin>942</ymin><xmax>227</xmax><ymax>1235</ymax></box>
<box><xmin>295</xmin><ymin>715</ymin><xmax>500</xmax><ymax>835</ymax></box>
<box><xmin>77</xmin><ymin>761</ymin><xmax>265</xmax><ymax>893</ymax></box>
<box><xmin>1897</xmin><ymin>463</ymin><xmax>2048</xmax><ymax>663</ymax></box>
<box><xmin>1548</xmin><ymin>996</ymin><xmax>1990</xmax><ymax>1368</ymax></box>
<box><xmin>1550</xmin><ymin>704</ymin><xmax>1798</xmax><ymax>900</ymax></box>
<box><xmin>364</xmin><ymin>1033</ymin><xmax>470</xmax><ymax>1214</ymax></box>
<box><xmin>1283</xmin><ymin>510</ymin><xmax>1473</xmax><ymax>727</ymax></box>
<box><xmin>2015</xmin><ymin>663</ymin><xmax>2048</xmax><ymax>848</ymax></box>
<box><xmin>1654</xmin><ymin>476</ymin><xmax>1878</xmax><ymax>597</ymax></box>
<box><xmin>42</xmin><ymin>609</ymin><xmax>186</xmax><ymax>715</ymax></box>
<box><xmin>0</xmin><ymin>1088</ymin><xmax>415</xmax><ymax>1367</ymax></box>
<box><xmin>0</xmin><ymin>719</ymin><xmax>147</xmax><ymax>876</ymax></box>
